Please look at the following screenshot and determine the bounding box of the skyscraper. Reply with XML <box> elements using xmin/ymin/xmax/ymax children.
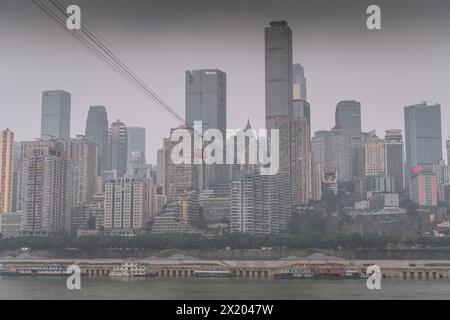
<box><xmin>41</xmin><ymin>90</ymin><xmax>71</xmax><ymax>139</ymax></box>
<box><xmin>335</xmin><ymin>100</ymin><xmax>361</xmax><ymax>136</ymax></box>
<box><xmin>275</xmin><ymin>116</ymin><xmax>311</xmax><ymax>204</ymax></box>
<box><xmin>185</xmin><ymin>69</ymin><xmax>226</xmax><ymax>131</ymax></box>
<box><xmin>265</xmin><ymin>21</ymin><xmax>293</xmax><ymax>129</ymax></box>
<box><xmin>293</xmin><ymin>63</ymin><xmax>307</xmax><ymax>101</ymax></box>
<box><xmin>325</xmin><ymin>128</ymin><xmax>352</xmax><ymax>183</ymax></box>
<box><xmin>385</xmin><ymin>129</ymin><xmax>405</xmax><ymax>191</ymax></box>
<box><xmin>20</xmin><ymin>138</ymin><xmax>69</xmax><ymax>234</ymax></box>
<box><xmin>230</xmin><ymin>173</ymin><xmax>292</xmax><ymax>235</ymax></box>
<box><xmin>104</xmin><ymin>177</ymin><xmax>151</xmax><ymax>231</ymax></box>
<box><xmin>446</xmin><ymin>139</ymin><xmax>450</xmax><ymax>165</ymax></box>
<box><xmin>364</xmin><ymin>136</ymin><xmax>385</xmax><ymax>177</ymax></box>
<box><xmin>404</xmin><ymin>102</ymin><xmax>442</xmax><ymax>173</ymax></box>
<box><xmin>85</xmin><ymin>106</ymin><xmax>108</xmax><ymax>173</ymax></box>
<box><xmin>0</xmin><ymin>129</ymin><xmax>14</xmax><ymax>213</ymax></box>
<box><xmin>127</xmin><ymin>127</ymin><xmax>146</xmax><ymax>174</ymax></box>
<box><xmin>410</xmin><ymin>171</ymin><xmax>438</xmax><ymax>207</ymax></box>
<box><xmin>186</xmin><ymin>69</ymin><xmax>226</xmax><ymax>188</ymax></box>
<box><xmin>63</xmin><ymin>135</ymin><xmax>99</xmax><ymax>206</ymax></box>
<box><xmin>108</xmin><ymin>120</ymin><xmax>128</xmax><ymax>178</ymax></box>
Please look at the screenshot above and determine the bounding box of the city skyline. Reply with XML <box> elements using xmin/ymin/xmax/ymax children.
<box><xmin>1</xmin><ymin>0</ymin><xmax>450</xmax><ymax>164</ymax></box>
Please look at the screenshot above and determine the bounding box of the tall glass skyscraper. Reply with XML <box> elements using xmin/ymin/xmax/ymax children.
<box><xmin>293</xmin><ymin>63</ymin><xmax>307</xmax><ymax>101</ymax></box>
<box><xmin>404</xmin><ymin>102</ymin><xmax>442</xmax><ymax>172</ymax></box>
<box><xmin>186</xmin><ymin>69</ymin><xmax>226</xmax><ymax>188</ymax></box>
<box><xmin>40</xmin><ymin>90</ymin><xmax>71</xmax><ymax>139</ymax></box>
<box><xmin>185</xmin><ymin>69</ymin><xmax>226</xmax><ymax>131</ymax></box>
<box><xmin>265</xmin><ymin>21</ymin><xmax>293</xmax><ymax>130</ymax></box>
<box><xmin>335</xmin><ymin>100</ymin><xmax>361</xmax><ymax>136</ymax></box>
<box><xmin>385</xmin><ymin>129</ymin><xmax>405</xmax><ymax>191</ymax></box>
<box><xmin>108</xmin><ymin>120</ymin><xmax>128</xmax><ymax>178</ymax></box>
<box><xmin>127</xmin><ymin>127</ymin><xmax>146</xmax><ymax>174</ymax></box>
<box><xmin>85</xmin><ymin>106</ymin><xmax>108</xmax><ymax>173</ymax></box>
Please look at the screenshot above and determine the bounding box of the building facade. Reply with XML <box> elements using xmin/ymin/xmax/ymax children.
<box><xmin>265</xmin><ymin>21</ymin><xmax>293</xmax><ymax>130</ymax></box>
<box><xmin>108</xmin><ymin>119</ymin><xmax>128</xmax><ymax>178</ymax></box>
<box><xmin>384</xmin><ymin>129</ymin><xmax>405</xmax><ymax>191</ymax></box>
<box><xmin>40</xmin><ymin>90</ymin><xmax>71</xmax><ymax>139</ymax></box>
<box><xmin>85</xmin><ymin>106</ymin><xmax>108</xmax><ymax>173</ymax></box>
<box><xmin>0</xmin><ymin>129</ymin><xmax>14</xmax><ymax>213</ymax></box>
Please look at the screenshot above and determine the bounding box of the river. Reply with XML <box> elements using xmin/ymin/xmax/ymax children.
<box><xmin>1</xmin><ymin>276</ymin><xmax>450</xmax><ymax>299</ymax></box>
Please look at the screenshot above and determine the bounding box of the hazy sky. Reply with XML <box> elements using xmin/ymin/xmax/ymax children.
<box><xmin>1</xmin><ymin>0</ymin><xmax>450</xmax><ymax>163</ymax></box>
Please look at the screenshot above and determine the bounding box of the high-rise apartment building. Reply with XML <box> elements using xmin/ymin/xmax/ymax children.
<box><xmin>104</xmin><ymin>177</ymin><xmax>151</xmax><ymax>231</ymax></box>
<box><xmin>41</xmin><ymin>90</ymin><xmax>71</xmax><ymax>139</ymax></box>
<box><xmin>63</xmin><ymin>135</ymin><xmax>99</xmax><ymax>206</ymax></box>
<box><xmin>20</xmin><ymin>138</ymin><xmax>69</xmax><ymax>234</ymax></box>
<box><xmin>230</xmin><ymin>173</ymin><xmax>292</xmax><ymax>235</ymax></box>
<box><xmin>108</xmin><ymin>120</ymin><xmax>128</xmax><ymax>178</ymax></box>
<box><xmin>410</xmin><ymin>171</ymin><xmax>438</xmax><ymax>207</ymax></box>
<box><xmin>265</xmin><ymin>21</ymin><xmax>293</xmax><ymax>129</ymax></box>
<box><xmin>274</xmin><ymin>116</ymin><xmax>311</xmax><ymax>204</ymax></box>
<box><xmin>385</xmin><ymin>129</ymin><xmax>405</xmax><ymax>191</ymax></box>
<box><xmin>85</xmin><ymin>106</ymin><xmax>108</xmax><ymax>173</ymax></box>
<box><xmin>0</xmin><ymin>129</ymin><xmax>14</xmax><ymax>213</ymax></box>
<box><xmin>404</xmin><ymin>102</ymin><xmax>442</xmax><ymax>173</ymax></box>
<box><xmin>446</xmin><ymin>139</ymin><xmax>450</xmax><ymax>165</ymax></box>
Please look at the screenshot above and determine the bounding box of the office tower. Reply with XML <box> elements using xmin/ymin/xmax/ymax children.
<box><xmin>40</xmin><ymin>90</ymin><xmax>71</xmax><ymax>139</ymax></box>
<box><xmin>293</xmin><ymin>100</ymin><xmax>310</xmax><ymax>125</ymax></box>
<box><xmin>325</xmin><ymin>127</ymin><xmax>352</xmax><ymax>183</ymax></box>
<box><xmin>265</xmin><ymin>21</ymin><xmax>293</xmax><ymax>129</ymax></box>
<box><xmin>185</xmin><ymin>69</ymin><xmax>226</xmax><ymax>131</ymax></box>
<box><xmin>85</xmin><ymin>106</ymin><xmax>108</xmax><ymax>172</ymax></box>
<box><xmin>364</xmin><ymin>136</ymin><xmax>385</xmax><ymax>176</ymax></box>
<box><xmin>0</xmin><ymin>129</ymin><xmax>14</xmax><ymax>213</ymax></box>
<box><xmin>446</xmin><ymin>140</ymin><xmax>450</xmax><ymax>165</ymax></box>
<box><xmin>312</xmin><ymin>131</ymin><xmax>329</xmax><ymax>166</ymax></box>
<box><xmin>432</xmin><ymin>160</ymin><xmax>450</xmax><ymax>202</ymax></box>
<box><xmin>156</xmin><ymin>148</ymin><xmax>164</xmax><ymax>188</ymax></box>
<box><xmin>108</xmin><ymin>119</ymin><xmax>128</xmax><ymax>178</ymax></box>
<box><xmin>410</xmin><ymin>171</ymin><xmax>438</xmax><ymax>207</ymax></box>
<box><xmin>162</xmin><ymin>137</ymin><xmax>173</xmax><ymax>200</ymax></box>
<box><xmin>293</xmin><ymin>63</ymin><xmax>307</xmax><ymax>101</ymax></box>
<box><xmin>351</xmin><ymin>133</ymin><xmax>367</xmax><ymax>180</ymax></box>
<box><xmin>186</xmin><ymin>69</ymin><xmax>226</xmax><ymax>187</ymax></box>
<box><xmin>312</xmin><ymin>163</ymin><xmax>324</xmax><ymax>201</ymax></box>
<box><xmin>20</xmin><ymin>138</ymin><xmax>69</xmax><ymax>234</ymax></box>
<box><xmin>63</xmin><ymin>135</ymin><xmax>99</xmax><ymax>206</ymax></box>
<box><xmin>11</xmin><ymin>142</ymin><xmax>21</xmax><ymax>212</ymax></box>
<box><xmin>104</xmin><ymin>177</ymin><xmax>151</xmax><ymax>231</ymax></box>
<box><xmin>335</xmin><ymin>100</ymin><xmax>361</xmax><ymax>136</ymax></box>
<box><xmin>385</xmin><ymin>129</ymin><xmax>405</xmax><ymax>191</ymax></box>
<box><xmin>127</xmin><ymin>127</ymin><xmax>146</xmax><ymax>174</ymax></box>
<box><xmin>404</xmin><ymin>102</ymin><xmax>442</xmax><ymax>173</ymax></box>
<box><xmin>275</xmin><ymin>116</ymin><xmax>311</xmax><ymax>204</ymax></box>
<box><xmin>230</xmin><ymin>173</ymin><xmax>292</xmax><ymax>235</ymax></box>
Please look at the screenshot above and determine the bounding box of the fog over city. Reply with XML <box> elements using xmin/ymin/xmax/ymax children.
<box><xmin>1</xmin><ymin>0</ymin><xmax>450</xmax><ymax>163</ymax></box>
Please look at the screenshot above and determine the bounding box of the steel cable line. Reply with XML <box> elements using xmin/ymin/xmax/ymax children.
<box><xmin>33</xmin><ymin>0</ymin><xmax>188</xmax><ymax>126</ymax></box>
<box><xmin>32</xmin><ymin>0</ymin><xmax>156</xmax><ymax>109</ymax></box>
